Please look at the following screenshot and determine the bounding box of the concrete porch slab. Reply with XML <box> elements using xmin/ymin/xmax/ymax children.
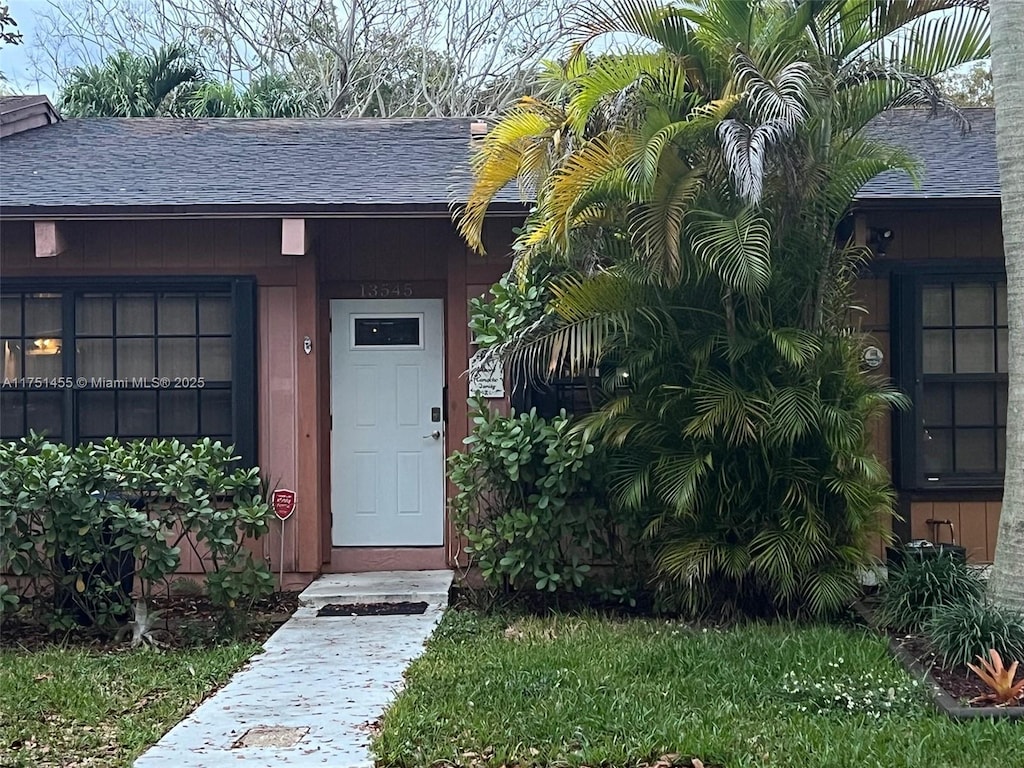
<box><xmin>133</xmin><ymin>570</ymin><xmax>452</xmax><ymax>768</ymax></box>
<box><xmin>297</xmin><ymin>569</ymin><xmax>453</xmax><ymax>608</ymax></box>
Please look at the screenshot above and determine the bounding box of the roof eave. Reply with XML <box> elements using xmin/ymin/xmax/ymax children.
<box><xmin>0</xmin><ymin>200</ymin><xmax>530</xmax><ymax>221</ymax></box>
<box><xmin>852</xmin><ymin>195</ymin><xmax>1001</xmax><ymax>209</ymax></box>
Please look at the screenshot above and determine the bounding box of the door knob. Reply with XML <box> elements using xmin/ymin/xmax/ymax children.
<box><xmin>423</xmin><ymin>430</ymin><xmax>441</xmax><ymax>440</ymax></box>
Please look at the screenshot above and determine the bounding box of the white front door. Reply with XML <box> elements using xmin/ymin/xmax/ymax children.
<box><xmin>330</xmin><ymin>299</ymin><xmax>445</xmax><ymax>546</ymax></box>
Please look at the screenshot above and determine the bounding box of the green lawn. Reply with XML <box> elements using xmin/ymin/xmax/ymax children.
<box><xmin>0</xmin><ymin>643</ymin><xmax>259</xmax><ymax>767</ymax></box>
<box><xmin>375</xmin><ymin>611</ymin><xmax>1020</xmax><ymax>768</ymax></box>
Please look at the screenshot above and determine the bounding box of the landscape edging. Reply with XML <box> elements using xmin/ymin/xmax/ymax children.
<box><xmin>886</xmin><ymin>635</ymin><xmax>1024</xmax><ymax>721</ymax></box>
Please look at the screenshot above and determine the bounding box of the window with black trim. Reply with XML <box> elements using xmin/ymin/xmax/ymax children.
<box><xmin>0</xmin><ymin>279</ymin><xmax>256</xmax><ymax>464</ymax></box>
<box><xmin>897</xmin><ymin>273</ymin><xmax>1007</xmax><ymax>489</ymax></box>
<box><xmin>512</xmin><ymin>374</ymin><xmax>600</xmax><ymax>419</ymax></box>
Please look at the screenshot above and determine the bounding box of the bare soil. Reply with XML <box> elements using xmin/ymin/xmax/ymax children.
<box><xmin>0</xmin><ymin>591</ymin><xmax>300</xmax><ymax>650</ymax></box>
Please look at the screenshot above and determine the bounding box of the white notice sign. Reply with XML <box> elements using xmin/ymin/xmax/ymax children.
<box><xmin>469</xmin><ymin>350</ymin><xmax>505</xmax><ymax>398</ymax></box>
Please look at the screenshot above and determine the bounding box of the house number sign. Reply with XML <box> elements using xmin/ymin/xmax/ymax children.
<box><xmin>359</xmin><ymin>282</ymin><xmax>414</xmax><ymax>298</ymax></box>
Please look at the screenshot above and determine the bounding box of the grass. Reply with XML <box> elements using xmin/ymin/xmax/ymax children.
<box><xmin>375</xmin><ymin>611</ymin><xmax>1021</xmax><ymax>768</ymax></box>
<box><xmin>0</xmin><ymin>642</ymin><xmax>259</xmax><ymax>767</ymax></box>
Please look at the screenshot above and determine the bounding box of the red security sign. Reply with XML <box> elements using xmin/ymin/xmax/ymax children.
<box><xmin>272</xmin><ymin>489</ymin><xmax>296</xmax><ymax>521</ymax></box>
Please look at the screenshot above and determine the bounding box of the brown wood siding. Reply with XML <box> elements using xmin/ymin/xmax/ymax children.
<box><xmin>0</xmin><ymin>217</ymin><xmax>318</xmax><ymax>580</ymax></box>
<box><xmin>857</xmin><ymin>205</ymin><xmax>1005</xmax><ymax>562</ymax></box>
<box><xmin>908</xmin><ymin>500</ymin><xmax>1001</xmax><ymax>562</ymax></box>
<box><xmin>861</xmin><ymin>207</ymin><xmax>1004</xmax><ymax>262</ymax></box>
<box><xmin>1</xmin><ymin>219</ymin><xmax>300</xmax><ymax>285</ymax></box>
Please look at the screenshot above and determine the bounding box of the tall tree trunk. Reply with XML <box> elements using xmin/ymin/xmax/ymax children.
<box><xmin>989</xmin><ymin>0</ymin><xmax>1024</xmax><ymax>612</ymax></box>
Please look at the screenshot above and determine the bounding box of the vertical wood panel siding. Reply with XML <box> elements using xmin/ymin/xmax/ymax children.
<box><xmin>260</xmin><ymin>286</ymin><xmax>299</xmax><ymax>572</ymax></box>
<box><xmin>858</xmin><ymin>207</ymin><xmax>1004</xmax><ymax>563</ymax></box>
<box><xmin>0</xmin><ymin>218</ymin><xmax>306</xmax><ymax>579</ymax></box>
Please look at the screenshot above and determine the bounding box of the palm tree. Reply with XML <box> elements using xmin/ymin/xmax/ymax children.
<box><xmin>988</xmin><ymin>0</ymin><xmax>1024</xmax><ymax>612</ymax></box>
<box><xmin>185</xmin><ymin>73</ymin><xmax>323</xmax><ymax>117</ymax></box>
<box><xmin>59</xmin><ymin>45</ymin><xmax>201</xmax><ymax>117</ymax></box>
<box><xmin>458</xmin><ymin>0</ymin><xmax>990</xmax><ymax>617</ymax></box>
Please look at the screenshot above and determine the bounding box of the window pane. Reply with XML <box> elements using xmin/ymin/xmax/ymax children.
<box><xmin>998</xmin><ymin>384</ymin><xmax>1008</xmax><ymax>427</ymax></box>
<box><xmin>1</xmin><ymin>338</ymin><xmax>22</xmax><ymax>378</ymax></box>
<box><xmin>76</xmin><ymin>339</ymin><xmax>113</xmax><ymax>378</ymax></box>
<box><xmin>998</xmin><ymin>428</ymin><xmax>1006</xmax><ymax>474</ymax></box>
<box><xmin>24</xmin><ymin>296</ymin><xmax>61</xmax><ymax>336</ymax></box>
<box><xmin>160</xmin><ymin>390</ymin><xmax>198</xmax><ymax>435</ymax></box>
<box><xmin>997</xmin><ymin>328</ymin><xmax>1008</xmax><ymax>373</ymax></box>
<box><xmin>199</xmin><ymin>338</ymin><xmax>231</xmax><ymax>380</ymax></box>
<box><xmin>76</xmin><ymin>295</ymin><xmax>113</xmax><ymax>335</ymax></box>
<box><xmin>922</xmin><ymin>428</ymin><xmax>953</xmax><ymax>474</ymax></box>
<box><xmin>955</xmin><ymin>429</ymin><xmax>996</xmax><ymax>473</ymax></box>
<box><xmin>116</xmin><ymin>295</ymin><xmax>154</xmax><ymax>335</ymax></box>
<box><xmin>954</xmin><ymin>383</ymin><xmax>995</xmax><ymax>426</ymax></box>
<box><xmin>923</xmin><ymin>330</ymin><xmax>953</xmax><ymax>373</ymax></box>
<box><xmin>199</xmin><ymin>297</ymin><xmax>232</xmax><ymax>334</ymax></box>
<box><xmin>954</xmin><ymin>329</ymin><xmax>994</xmax><ymax>373</ymax></box>
<box><xmin>954</xmin><ymin>283</ymin><xmax>993</xmax><ymax>326</ymax></box>
<box><xmin>117</xmin><ymin>338</ymin><xmax>155</xmax><ymax>379</ymax></box>
<box><xmin>23</xmin><ymin>343</ymin><xmax>62</xmax><ymax>378</ymax></box>
<box><xmin>354</xmin><ymin>317</ymin><xmax>420</xmax><ymax>346</ymax></box>
<box><xmin>997</xmin><ymin>282</ymin><xmax>1007</xmax><ymax>326</ymax></box>
<box><xmin>159</xmin><ymin>338</ymin><xmax>196</xmax><ymax>378</ymax></box>
<box><xmin>200</xmin><ymin>390</ymin><xmax>232</xmax><ymax>435</ymax></box>
<box><xmin>78</xmin><ymin>391</ymin><xmax>115</xmax><ymax>437</ymax></box>
<box><xmin>921</xmin><ymin>384</ymin><xmax>952</xmax><ymax>426</ymax></box>
<box><xmin>1</xmin><ymin>392</ymin><xmax>23</xmax><ymax>437</ymax></box>
<box><xmin>25</xmin><ymin>392</ymin><xmax>62</xmax><ymax>439</ymax></box>
<box><xmin>158</xmin><ymin>295</ymin><xmax>196</xmax><ymax>334</ymax></box>
<box><xmin>118</xmin><ymin>390</ymin><xmax>157</xmax><ymax>435</ymax></box>
<box><xmin>922</xmin><ymin>286</ymin><xmax>951</xmax><ymax>326</ymax></box>
<box><xmin>0</xmin><ymin>295</ymin><xmax>21</xmax><ymax>336</ymax></box>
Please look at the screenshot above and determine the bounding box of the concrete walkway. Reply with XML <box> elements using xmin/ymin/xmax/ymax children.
<box><xmin>134</xmin><ymin>570</ymin><xmax>452</xmax><ymax>768</ymax></box>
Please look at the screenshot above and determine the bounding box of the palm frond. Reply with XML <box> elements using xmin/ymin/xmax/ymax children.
<box><xmin>686</xmin><ymin>207</ymin><xmax>772</xmax><ymax>297</ymax></box>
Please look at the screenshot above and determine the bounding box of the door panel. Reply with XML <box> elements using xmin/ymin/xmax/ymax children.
<box><xmin>330</xmin><ymin>299</ymin><xmax>444</xmax><ymax>546</ymax></box>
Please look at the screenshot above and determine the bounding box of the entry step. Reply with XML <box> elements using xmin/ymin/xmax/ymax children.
<box><xmin>298</xmin><ymin>570</ymin><xmax>452</xmax><ymax>609</ymax></box>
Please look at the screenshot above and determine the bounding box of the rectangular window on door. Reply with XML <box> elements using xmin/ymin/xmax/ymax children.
<box><xmin>351</xmin><ymin>315</ymin><xmax>423</xmax><ymax>349</ymax></box>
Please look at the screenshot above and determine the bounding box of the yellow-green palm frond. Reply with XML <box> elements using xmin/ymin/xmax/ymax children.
<box><xmin>538</xmin><ymin>132</ymin><xmax>634</xmax><ymax>248</ymax></box>
<box><xmin>813</xmin><ymin>0</ymin><xmax>985</xmax><ymax>66</ymax></box>
<box><xmin>630</xmin><ymin>158</ymin><xmax>704</xmax><ymax>285</ymax></box>
<box><xmin>457</xmin><ymin>100</ymin><xmax>566</xmax><ymax>253</ymax></box>
<box><xmin>568</xmin><ymin>0</ymin><xmax>709</xmax><ymax>63</ymax></box>
<box><xmin>567</xmin><ymin>53</ymin><xmax>681</xmax><ymax>135</ymax></box>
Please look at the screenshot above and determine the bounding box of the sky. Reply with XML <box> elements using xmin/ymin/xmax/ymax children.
<box><xmin>0</xmin><ymin>1</ymin><xmax>987</xmax><ymax>103</ymax></box>
<box><xmin>1</xmin><ymin>0</ymin><xmax>55</xmax><ymax>94</ymax></box>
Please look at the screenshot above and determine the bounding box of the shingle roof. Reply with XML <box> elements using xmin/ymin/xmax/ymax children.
<box><xmin>0</xmin><ymin>117</ymin><xmax>523</xmax><ymax>215</ymax></box>
<box><xmin>0</xmin><ymin>95</ymin><xmax>54</xmax><ymax>114</ymax></box>
<box><xmin>0</xmin><ymin>108</ymin><xmax>999</xmax><ymax>216</ymax></box>
<box><xmin>857</xmin><ymin>107</ymin><xmax>998</xmax><ymax>200</ymax></box>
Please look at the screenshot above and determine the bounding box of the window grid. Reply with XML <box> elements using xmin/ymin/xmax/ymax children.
<box><xmin>917</xmin><ymin>279</ymin><xmax>1008</xmax><ymax>485</ymax></box>
<box><xmin>1</xmin><ymin>292</ymin><xmax>65</xmax><ymax>440</ymax></box>
<box><xmin>1</xmin><ymin>286</ymin><xmax>242</xmax><ymax>450</ymax></box>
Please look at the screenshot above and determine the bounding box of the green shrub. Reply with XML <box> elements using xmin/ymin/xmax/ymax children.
<box><xmin>448</xmin><ymin>399</ymin><xmax>641</xmax><ymax>595</ymax></box>
<box><xmin>875</xmin><ymin>554</ymin><xmax>984</xmax><ymax>633</ymax></box>
<box><xmin>0</xmin><ymin>434</ymin><xmax>274</xmax><ymax>634</ymax></box>
<box><xmin>925</xmin><ymin>599</ymin><xmax>1024</xmax><ymax>669</ymax></box>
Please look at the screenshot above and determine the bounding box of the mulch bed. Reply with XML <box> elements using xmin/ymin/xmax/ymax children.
<box><xmin>0</xmin><ymin>591</ymin><xmax>300</xmax><ymax>651</ymax></box>
<box><xmin>890</xmin><ymin>633</ymin><xmax>990</xmax><ymax>703</ymax></box>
